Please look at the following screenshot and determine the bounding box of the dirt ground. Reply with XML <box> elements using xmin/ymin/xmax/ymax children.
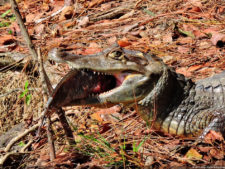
<box><xmin>0</xmin><ymin>0</ymin><xmax>224</xmax><ymax>168</ymax></box>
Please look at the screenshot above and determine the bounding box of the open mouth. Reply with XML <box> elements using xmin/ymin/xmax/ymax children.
<box><xmin>81</xmin><ymin>69</ymin><xmax>131</xmax><ymax>96</ymax></box>
<box><xmin>50</xmin><ymin>68</ymin><xmax>136</xmax><ymax>107</ymax></box>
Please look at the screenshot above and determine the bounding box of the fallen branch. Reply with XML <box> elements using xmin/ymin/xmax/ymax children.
<box><xmin>2</xmin><ymin>111</ymin><xmax>72</xmax><ymax>154</ymax></box>
<box><xmin>4</xmin><ymin>123</ymin><xmax>39</xmax><ymax>152</ymax></box>
<box><xmin>21</xmin><ymin>140</ymin><xmax>33</xmax><ymax>153</ymax></box>
<box><xmin>0</xmin><ymin>151</ymin><xmax>28</xmax><ymax>166</ymax></box>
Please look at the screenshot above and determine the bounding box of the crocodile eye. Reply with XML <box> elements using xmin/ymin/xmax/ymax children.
<box><xmin>108</xmin><ymin>50</ymin><xmax>127</xmax><ymax>63</ymax></box>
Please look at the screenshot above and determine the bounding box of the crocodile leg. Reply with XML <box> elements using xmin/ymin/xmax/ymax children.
<box><xmin>199</xmin><ymin>110</ymin><xmax>225</xmax><ymax>138</ymax></box>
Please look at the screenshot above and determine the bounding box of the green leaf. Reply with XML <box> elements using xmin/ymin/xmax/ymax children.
<box><xmin>178</xmin><ymin>29</ymin><xmax>195</xmax><ymax>39</ymax></box>
<box><xmin>8</xmin><ymin>29</ymin><xmax>13</xmax><ymax>34</ymax></box>
<box><xmin>9</xmin><ymin>15</ymin><xmax>16</xmax><ymax>22</ymax></box>
<box><xmin>0</xmin><ymin>22</ymin><xmax>10</xmax><ymax>28</ymax></box>
<box><xmin>26</xmin><ymin>94</ymin><xmax>31</xmax><ymax>105</ymax></box>
<box><xmin>132</xmin><ymin>141</ymin><xmax>137</xmax><ymax>152</ymax></box>
<box><xmin>24</xmin><ymin>81</ymin><xmax>29</xmax><ymax>89</ymax></box>
<box><xmin>18</xmin><ymin>141</ymin><xmax>25</xmax><ymax>147</ymax></box>
<box><xmin>1</xmin><ymin>10</ymin><xmax>11</xmax><ymax>18</ymax></box>
<box><xmin>133</xmin><ymin>136</ymin><xmax>147</xmax><ymax>153</ymax></box>
<box><xmin>143</xmin><ymin>9</ymin><xmax>155</xmax><ymax>16</ymax></box>
<box><xmin>123</xmin><ymin>137</ymin><xmax>126</xmax><ymax>150</ymax></box>
<box><xmin>19</xmin><ymin>92</ymin><xmax>25</xmax><ymax>98</ymax></box>
<box><xmin>136</xmin><ymin>137</ymin><xmax>146</xmax><ymax>152</ymax></box>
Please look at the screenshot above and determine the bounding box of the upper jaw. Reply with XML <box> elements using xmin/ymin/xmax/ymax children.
<box><xmin>48</xmin><ymin>45</ymin><xmax>148</xmax><ymax>74</ymax></box>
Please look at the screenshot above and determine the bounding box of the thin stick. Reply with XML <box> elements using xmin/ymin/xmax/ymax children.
<box><xmin>4</xmin><ymin>123</ymin><xmax>39</xmax><ymax>152</ymax></box>
<box><xmin>10</xmin><ymin>0</ymin><xmax>38</xmax><ymax>61</ymax></box>
<box><xmin>37</xmin><ymin>48</ymin><xmax>56</xmax><ymax>160</ymax></box>
<box><xmin>47</xmin><ymin>117</ymin><xmax>56</xmax><ymax>160</ymax></box>
<box><xmin>0</xmin><ymin>151</ymin><xmax>28</xmax><ymax>166</ymax></box>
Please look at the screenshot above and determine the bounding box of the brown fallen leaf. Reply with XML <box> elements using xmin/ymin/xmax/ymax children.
<box><xmin>34</xmin><ymin>24</ymin><xmax>45</xmax><ymax>36</ymax></box>
<box><xmin>203</xmin><ymin>155</ymin><xmax>211</xmax><ymax>162</ymax></box>
<box><xmin>185</xmin><ymin>148</ymin><xmax>203</xmax><ymax>160</ymax></box>
<box><xmin>93</xmin><ymin>105</ymin><xmax>122</xmax><ymax>122</ymax></box>
<box><xmin>210</xmin><ymin>32</ymin><xmax>225</xmax><ymax>47</ymax></box>
<box><xmin>215</xmin><ymin>160</ymin><xmax>225</xmax><ymax>166</ymax></box>
<box><xmin>26</xmin><ymin>13</ymin><xmax>37</xmax><ymax>23</ymax></box>
<box><xmin>88</xmin><ymin>0</ymin><xmax>105</xmax><ymax>8</ymax></box>
<box><xmin>177</xmin><ymin>46</ymin><xmax>190</xmax><ymax>54</ymax></box>
<box><xmin>59</xmin><ymin>5</ymin><xmax>74</xmax><ymax>20</ymax></box>
<box><xmin>0</xmin><ymin>35</ymin><xmax>17</xmax><ymax>52</ymax></box>
<box><xmin>188</xmin><ymin>65</ymin><xmax>203</xmax><ymax>72</ymax></box>
<box><xmin>198</xmin><ymin>146</ymin><xmax>211</xmax><ymax>153</ymax></box>
<box><xmin>188</xmin><ymin>0</ymin><xmax>202</xmax><ymax>7</ymax></box>
<box><xmin>176</xmin><ymin>37</ymin><xmax>193</xmax><ymax>44</ymax></box>
<box><xmin>193</xmin><ymin>29</ymin><xmax>207</xmax><ymax>39</ymax></box>
<box><xmin>77</xmin><ymin>16</ymin><xmax>90</xmax><ymax>28</ymax></box>
<box><xmin>32</xmin><ymin>138</ymin><xmax>48</xmax><ymax>150</ymax></box>
<box><xmin>162</xmin><ymin>33</ymin><xmax>173</xmax><ymax>43</ymax></box>
<box><xmin>209</xmin><ymin>149</ymin><xmax>224</xmax><ymax>160</ymax></box>
<box><xmin>118</xmin><ymin>40</ymin><xmax>132</xmax><ymax>47</ymax></box>
<box><xmin>107</xmin><ymin>36</ymin><xmax>117</xmax><ymax>44</ymax></box>
<box><xmin>176</xmin><ymin>67</ymin><xmax>192</xmax><ymax>77</ymax></box>
<box><xmin>83</xmin><ymin>43</ymin><xmax>102</xmax><ymax>55</ymax></box>
<box><xmin>204</xmin><ymin>130</ymin><xmax>224</xmax><ymax>143</ymax></box>
<box><xmin>100</xmin><ymin>3</ymin><xmax>112</xmax><ymax>11</ymax></box>
<box><xmin>90</xmin><ymin>112</ymin><xmax>103</xmax><ymax>122</ymax></box>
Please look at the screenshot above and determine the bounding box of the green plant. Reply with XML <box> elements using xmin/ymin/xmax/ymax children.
<box><xmin>1</xmin><ymin>10</ymin><xmax>11</xmax><ymax>18</ymax></box>
<box><xmin>132</xmin><ymin>136</ymin><xmax>147</xmax><ymax>153</ymax></box>
<box><xmin>0</xmin><ymin>9</ymin><xmax>16</xmax><ymax>28</ymax></box>
<box><xmin>18</xmin><ymin>141</ymin><xmax>25</xmax><ymax>147</ymax></box>
<box><xmin>20</xmin><ymin>81</ymin><xmax>32</xmax><ymax>105</ymax></box>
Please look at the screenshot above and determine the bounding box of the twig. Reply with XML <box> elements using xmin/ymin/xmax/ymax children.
<box><xmin>139</xmin><ymin>11</ymin><xmax>184</xmax><ymax>26</ymax></box>
<box><xmin>10</xmin><ymin>0</ymin><xmax>38</xmax><ymax>61</ymax></box>
<box><xmin>47</xmin><ymin>117</ymin><xmax>55</xmax><ymax>160</ymax></box>
<box><xmin>21</xmin><ymin>140</ymin><xmax>33</xmax><ymax>153</ymax></box>
<box><xmin>2</xmin><ymin>111</ymin><xmax>72</xmax><ymax>154</ymax></box>
<box><xmin>0</xmin><ymin>151</ymin><xmax>28</xmax><ymax>166</ymax></box>
<box><xmin>37</xmin><ymin>48</ymin><xmax>56</xmax><ymax>160</ymax></box>
<box><xmin>4</xmin><ymin>123</ymin><xmax>39</xmax><ymax>152</ymax></box>
<box><xmin>35</xmin><ymin>0</ymin><xmax>74</xmax><ymax>24</ymax></box>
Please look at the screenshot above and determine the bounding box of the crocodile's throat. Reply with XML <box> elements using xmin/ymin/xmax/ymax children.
<box><xmin>78</xmin><ymin>69</ymin><xmax>137</xmax><ymax>98</ymax></box>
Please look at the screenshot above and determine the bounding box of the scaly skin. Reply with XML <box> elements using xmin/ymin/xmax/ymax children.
<box><xmin>48</xmin><ymin>43</ymin><xmax>225</xmax><ymax>137</ymax></box>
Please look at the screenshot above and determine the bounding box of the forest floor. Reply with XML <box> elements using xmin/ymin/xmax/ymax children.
<box><xmin>0</xmin><ymin>0</ymin><xmax>224</xmax><ymax>168</ymax></box>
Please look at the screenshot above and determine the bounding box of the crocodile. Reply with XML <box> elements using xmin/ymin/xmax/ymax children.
<box><xmin>47</xmin><ymin>43</ymin><xmax>225</xmax><ymax>138</ymax></box>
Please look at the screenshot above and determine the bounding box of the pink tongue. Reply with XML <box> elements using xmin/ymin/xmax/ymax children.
<box><xmin>90</xmin><ymin>73</ymin><xmax>127</xmax><ymax>94</ymax></box>
<box><xmin>92</xmin><ymin>82</ymin><xmax>101</xmax><ymax>93</ymax></box>
<box><xmin>114</xmin><ymin>73</ymin><xmax>127</xmax><ymax>86</ymax></box>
